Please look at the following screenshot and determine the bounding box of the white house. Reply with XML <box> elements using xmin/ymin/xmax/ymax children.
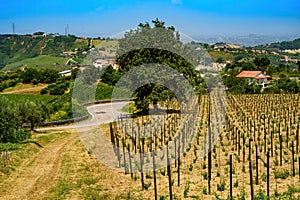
<box><xmin>92</xmin><ymin>58</ymin><xmax>119</xmax><ymax>70</ymax></box>
<box><xmin>236</xmin><ymin>71</ymin><xmax>271</xmax><ymax>88</ymax></box>
<box><xmin>59</xmin><ymin>69</ymin><xmax>72</xmax><ymax>77</ymax></box>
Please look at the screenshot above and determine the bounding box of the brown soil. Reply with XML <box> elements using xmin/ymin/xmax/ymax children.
<box><xmin>0</xmin><ymin>131</ymin><xmax>77</xmax><ymax>200</ymax></box>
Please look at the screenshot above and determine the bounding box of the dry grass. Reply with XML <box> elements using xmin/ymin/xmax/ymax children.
<box><xmin>1</xmin><ymin>83</ymin><xmax>48</xmax><ymax>94</ymax></box>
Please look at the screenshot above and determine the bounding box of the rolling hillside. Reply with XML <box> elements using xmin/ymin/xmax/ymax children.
<box><xmin>254</xmin><ymin>38</ymin><xmax>300</xmax><ymax>51</ymax></box>
<box><xmin>2</xmin><ymin>55</ymin><xmax>69</xmax><ymax>71</ymax></box>
<box><xmin>3</xmin><ymin>55</ymin><xmax>68</xmax><ymax>70</ymax></box>
<box><xmin>0</xmin><ymin>34</ymin><xmax>104</xmax><ymax>71</ymax></box>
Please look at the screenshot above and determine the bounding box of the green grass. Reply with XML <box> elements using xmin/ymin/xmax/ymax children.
<box><xmin>95</xmin><ymin>82</ymin><xmax>114</xmax><ymax>100</ymax></box>
<box><xmin>91</xmin><ymin>39</ymin><xmax>103</xmax><ymax>47</ymax></box>
<box><xmin>120</xmin><ymin>102</ymin><xmax>138</xmax><ymax>114</ymax></box>
<box><xmin>96</xmin><ymin>40</ymin><xmax>118</xmax><ymax>51</ymax></box>
<box><xmin>0</xmin><ymin>94</ymin><xmax>57</xmax><ymax>104</ymax></box>
<box><xmin>2</xmin><ymin>55</ymin><xmax>69</xmax><ymax>71</ymax></box>
<box><xmin>71</xmin><ymin>39</ymin><xmax>89</xmax><ymax>50</ymax></box>
<box><xmin>208</xmin><ymin>50</ymin><xmax>234</xmax><ymax>62</ymax></box>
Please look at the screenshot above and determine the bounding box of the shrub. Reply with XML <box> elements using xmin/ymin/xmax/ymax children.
<box><xmin>274</xmin><ymin>169</ymin><xmax>289</xmax><ymax>179</ymax></box>
<box><xmin>254</xmin><ymin>189</ymin><xmax>268</xmax><ymax>200</ymax></box>
<box><xmin>202</xmin><ymin>172</ymin><xmax>208</xmax><ymax>180</ymax></box>
<box><xmin>217</xmin><ymin>180</ymin><xmax>226</xmax><ymax>191</ymax></box>
<box><xmin>143</xmin><ymin>182</ymin><xmax>151</xmax><ymax>190</ymax></box>
<box><xmin>184</xmin><ymin>181</ymin><xmax>190</xmax><ymax>198</ymax></box>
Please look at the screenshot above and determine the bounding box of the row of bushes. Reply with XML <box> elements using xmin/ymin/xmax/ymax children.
<box><xmin>0</xmin><ymin>79</ymin><xmax>19</xmax><ymax>92</ymax></box>
<box><xmin>40</xmin><ymin>81</ymin><xmax>69</xmax><ymax>95</ymax></box>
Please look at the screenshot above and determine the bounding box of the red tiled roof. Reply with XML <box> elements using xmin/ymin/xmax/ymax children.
<box><xmin>236</xmin><ymin>71</ymin><xmax>271</xmax><ymax>79</ymax></box>
<box><xmin>236</xmin><ymin>71</ymin><xmax>262</xmax><ymax>78</ymax></box>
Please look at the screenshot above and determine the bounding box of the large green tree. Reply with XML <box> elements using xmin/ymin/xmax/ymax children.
<box><xmin>116</xmin><ymin>19</ymin><xmax>203</xmax><ymax>112</ymax></box>
<box><xmin>253</xmin><ymin>56</ymin><xmax>270</xmax><ymax>71</ymax></box>
<box><xmin>0</xmin><ymin>97</ymin><xmax>19</xmax><ymax>143</ymax></box>
<box><xmin>17</xmin><ymin>100</ymin><xmax>49</xmax><ymax>131</ymax></box>
<box><xmin>0</xmin><ymin>97</ymin><xmax>32</xmax><ymax>143</ymax></box>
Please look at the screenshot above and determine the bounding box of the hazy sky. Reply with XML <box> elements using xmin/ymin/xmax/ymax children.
<box><xmin>0</xmin><ymin>0</ymin><xmax>299</xmax><ymax>37</ymax></box>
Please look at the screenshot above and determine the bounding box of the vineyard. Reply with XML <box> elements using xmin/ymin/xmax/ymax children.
<box><xmin>103</xmin><ymin>94</ymin><xmax>299</xmax><ymax>199</ymax></box>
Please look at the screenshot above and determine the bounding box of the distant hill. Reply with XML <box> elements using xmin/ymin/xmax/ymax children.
<box><xmin>193</xmin><ymin>34</ymin><xmax>300</xmax><ymax>47</ymax></box>
<box><xmin>254</xmin><ymin>38</ymin><xmax>300</xmax><ymax>51</ymax></box>
<box><xmin>2</xmin><ymin>55</ymin><xmax>69</xmax><ymax>71</ymax></box>
<box><xmin>0</xmin><ymin>34</ymin><xmax>100</xmax><ymax>70</ymax></box>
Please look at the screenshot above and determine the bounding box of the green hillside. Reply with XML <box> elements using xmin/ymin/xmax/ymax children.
<box><xmin>2</xmin><ymin>55</ymin><xmax>69</xmax><ymax>71</ymax></box>
<box><xmin>0</xmin><ymin>34</ymin><xmax>94</xmax><ymax>71</ymax></box>
<box><xmin>0</xmin><ymin>93</ymin><xmax>56</xmax><ymax>104</ymax></box>
<box><xmin>255</xmin><ymin>38</ymin><xmax>300</xmax><ymax>50</ymax></box>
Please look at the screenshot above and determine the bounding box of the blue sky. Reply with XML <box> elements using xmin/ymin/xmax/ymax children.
<box><xmin>0</xmin><ymin>0</ymin><xmax>299</xmax><ymax>37</ymax></box>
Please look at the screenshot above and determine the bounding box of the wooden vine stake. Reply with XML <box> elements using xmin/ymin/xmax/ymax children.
<box><xmin>292</xmin><ymin>141</ymin><xmax>295</xmax><ymax>177</ymax></box>
<box><xmin>150</xmin><ymin>123</ymin><xmax>157</xmax><ymax>200</ymax></box>
<box><xmin>255</xmin><ymin>144</ymin><xmax>259</xmax><ymax>185</ymax></box>
<box><xmin>127</xmin><ymin>144</ymin><xmax>133</xmax><ymax>179</ymax></box>
<box><xmin>230</xmin><ymin>154</ymin><xmax>233</xmax><ymax>199</ymax></box>
<box><xmin>139</xmin><ymin>145</ymin><xmax>144</xmax><ymax>190</ymax></box>
<box><xmin>249</xmin><ymin>160</ymin><xmax>254</xmax><ymax>200</ymax></box>
<box><xmin>122</xmin><ymin>138</ymin><xmax>128</xmax><ymax>174</ymax></box>
<box><xmin>178</xmin><ymin>132</ymin><xmax>181</xmax><ymax>186</ymax></box>
<box><xmin>208</xmin><ymin>100</ymin><xmax>212</xmax><ymax>194</ymax></box>
<box><xmin>298</xmin><ymin>156</ymin><xmax>300</xmax><ymax>179</ymax></box>
<box><xmin>267</xmin><ymin>152</ymin><xmax>270</xmax><ymax>197</ymax></box>
<box><xmin>152</xmin><ymin>150</ymin><xmax>157</xmax><ymax>200</ymax></box>
<box><xmin>167</xmin><ymin>143</ymin><xmax>173</xmax><ymax>200</ymax></box>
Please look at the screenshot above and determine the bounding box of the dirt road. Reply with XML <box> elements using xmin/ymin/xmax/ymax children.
<box><xmin>1</xmin><ymin>132</ymin><xmax>77</xmax><ymax>200</ymax></box>
<box><xmin>1</xmin><ymin>101</ymin><xmax>129</xmax><ymax>199</ymax></box>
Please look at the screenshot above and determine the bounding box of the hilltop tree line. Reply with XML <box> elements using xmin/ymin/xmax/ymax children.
<box><xmin>255</xmin><ymin>38</ymin><xmax>300</xmax><ymax>50</ymax></box>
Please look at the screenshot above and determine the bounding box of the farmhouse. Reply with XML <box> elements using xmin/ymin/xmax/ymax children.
<box><xmin>92</xmin><ymin>58</ymin><xmax>119</xmax><ymax>70</ymax></box>
<box><xmin>236</xmin><ymin>71</ymin><xmax>271</xmax><ymax>88</ymax></box>
<box><xmin>59</xmin><ymin>69</ymin><xmax>72</xmax><ymax>77</ymax></box>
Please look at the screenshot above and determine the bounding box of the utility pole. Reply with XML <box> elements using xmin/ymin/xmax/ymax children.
<box><xmin>12</xmin><ymin>23</ymin><xmax>15</xmax><ymax>34</ymax></box>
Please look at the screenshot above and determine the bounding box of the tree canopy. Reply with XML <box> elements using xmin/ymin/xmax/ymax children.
<box><xmin>116</xmin><ymin>19</ymin><xmax>203</xmax><ymax>112</ymax></box>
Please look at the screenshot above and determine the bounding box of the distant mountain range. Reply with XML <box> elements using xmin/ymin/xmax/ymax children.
<box><xmin>193</xmin><ymin>34</ymin><xmax>300</xmax><ymax>47</ymax></box>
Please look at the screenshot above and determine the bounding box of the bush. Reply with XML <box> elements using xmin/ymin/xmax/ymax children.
<box><xmin>95</xmin><ymin>82</ymin><xmax>113</xmax><ymax>100</ymax></box>
<box><xmin>274</xmin><ymin>169</ymin><xmax>289</xmax><ymax>179</ymax></box>
<box><xmin>217</xmin><ymin>180</ymin><xmax>226</xmax><ymax>191</ymax></box>
<box><xmin>40</xmin><ymin>88</ymin><xmax>48</xmax><ymax>95</ymax></box>
<box><xmin>31</xmin><ymin>78</ymin><xmax>39</xmax><ymax>85</ymax></box>
<box><xmin>184</xmin><ymin>181</ymin><xmax>190</xmax><ymax>198</ymax></box>
<box><xmin>49</xmin><ymin>87</ymin><xmax>65</xmax><ymax>95</ymax></box>
<box><xmin>254</xmin><ymin>189</ymin><xmax>268</xmax><ymax>200</ymax></box>
<box><xmin>42</xmin><ymin>81</ymin><xmax>69</xmax><ymax>96</ymax></box>
<box><xmin>202</xmin><ymin>172</ymin><xmax>208</xmax><ymax>180</ymax></box>
<box><xmin>0</xmin><ymin>83</ymin><xmax>8</xmax><ymax>92</ymax></box>
<box><xmin>9</xmin><ymin>129</ymin><xmax>31</xmax><ymax>143</ymax></box>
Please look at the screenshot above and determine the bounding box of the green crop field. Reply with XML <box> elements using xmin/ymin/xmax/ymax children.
<box><xmin>0</xmin><ymin>94</ymin><xmax>57</xmax><ymax>104</ymax></box>
<box><xmin>96</xmin><ymin>40</ymin><xmax>118</xmax><ymax>51</ymax></box>
<box><xmin>2</xmin><ymin>55</ymin><xmax>69</xmax><ymax>71</ymax></box>
<box><xmin>91</xmin><ymin>39</ymin><xmax>103</xmax><ymax>47</ymax></box>
<box><xmin>208</xmin><ymin>51</ymin><xmax>234</xmax><ymax>62</ymax></box>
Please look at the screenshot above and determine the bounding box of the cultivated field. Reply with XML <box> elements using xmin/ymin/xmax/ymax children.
<box><xmin>2</xmin><ymin>55</ymin><xmax>69</xmax><ymax>71</ymax></box>
<box><xmin>105</xmin><ymin>94</ymin><xmax>300</xmax><ymax>199</ymax></box>
<box><xmin>0</xmin><ymin>94</ymin><xmax>299</xmax><ymax>200</ymax></box>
